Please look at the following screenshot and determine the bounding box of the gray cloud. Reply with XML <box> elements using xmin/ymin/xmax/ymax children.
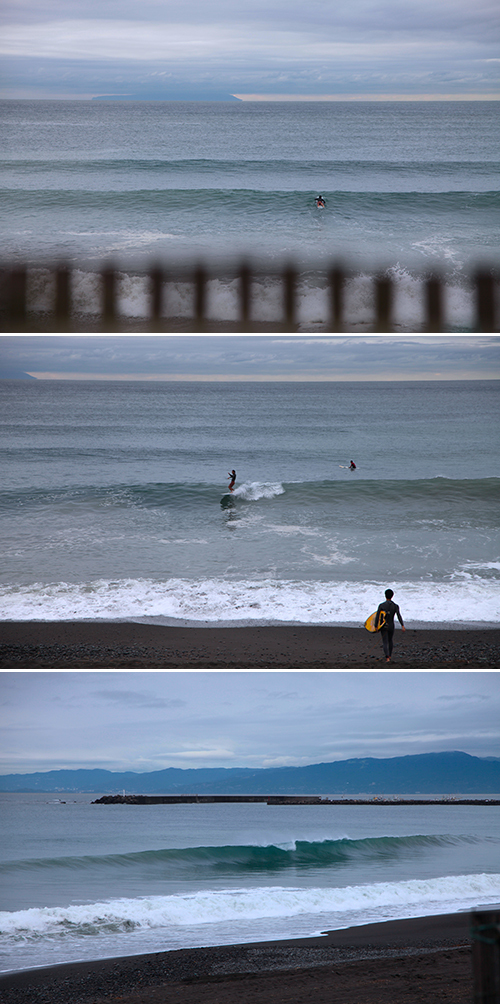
<box><xmin>92</xmin><ymin>689</ymin><xmax>186</xmax><ymax>708</ymax></box>
<box><xmin>1</xmin><ymin>335</ymin><xmax>499</xmax><ymax>380</ymax></box>
<box><xmin>1</xmin><ymin>671</ymin><xmax>499</xmax><ymax>773</ymax></box>
<box><xmin>1</xmin><ymin>0</ymin><xmax>499</xmax><ymax>97</ymax></box>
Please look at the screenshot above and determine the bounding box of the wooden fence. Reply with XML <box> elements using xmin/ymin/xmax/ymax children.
<box><xmin>0</xmin><ymin>263</ymin><xmax>497</xmax><ymax>332</ymax></box>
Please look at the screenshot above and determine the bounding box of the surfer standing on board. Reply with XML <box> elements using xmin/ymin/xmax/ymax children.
<box><xmin>375</xmin><ymin>589</ymin><xmax>405</xmax><ymax>663</ymax></box>
<box><xmin>227</xmin><ymin>469</ymin><xmax>236</xmax><ymax>492</ymax></box>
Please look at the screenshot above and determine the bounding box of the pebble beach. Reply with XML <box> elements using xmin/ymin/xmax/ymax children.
<box><xmin>0</xmin><ymin>913</ymin><xmax>473</xmax><ymax>1004</ymax></box>
<box><xmin>1</xmin><ymin>622</ymin><xmax>499</xmax><ymax>668</ymax></box>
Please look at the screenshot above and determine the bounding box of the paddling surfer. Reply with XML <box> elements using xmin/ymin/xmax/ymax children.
<box><xmin>315</xmin><ymin>195</ymin><xmax>326</xmax><ymax>208</ymax></box>
<box><xmin>375</xmin><ymin>589</ymin><xmax>405</xmax><ymax>662</ymax></box>
<box><xmin>227</xmin><ymin>469</ymin><xmax>236</xmax><ymax>492</ymax></box>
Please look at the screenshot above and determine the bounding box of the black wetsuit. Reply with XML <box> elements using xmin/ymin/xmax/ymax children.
<box><xmin>375</xmin><ymin>600</ymin><xmax>404</xmax><ymax>658</ymax></box>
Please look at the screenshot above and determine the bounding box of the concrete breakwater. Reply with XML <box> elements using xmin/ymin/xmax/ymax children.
<box><xmin>92</xmin><ymin>795</ymin><xmax>500</xmax><ymax>805</ymax></box>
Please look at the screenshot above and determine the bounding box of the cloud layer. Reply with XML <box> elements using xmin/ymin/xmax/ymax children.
<box><xmin>2</xmin><ymin>671</ymin><xmax>499</xmax><ymax>772</ymax></box>
<box><xmin>1</xmin><ymin>335</ymin><xmax>499</xmax><ymax>381</ymax></box>
<box><xmin>1</xmin><ymin>0</ymin><xmax>499</xmax><ymax>98</ymax></box>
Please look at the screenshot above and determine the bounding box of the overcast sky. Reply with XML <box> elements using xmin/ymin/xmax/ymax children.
<box><xmin>1</xmin><ymin>0</ymin><xmax>499</xmax><ymax>100</ymax></box>
<box><xmin>2</xmin><ymin>335</ymin><xmax>499</xmax><ymax>381</ymax></box>
<box><xmin>1</xmin><ymin>671</ymin><xmax>499</xmax><ymax>774</ymax></box>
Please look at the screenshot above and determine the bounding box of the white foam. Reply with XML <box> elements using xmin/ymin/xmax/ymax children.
<box><xmin>233</xmin><ymin>482</ymin><xmax>285</xmax><ymax>501</ymax></box>
<box><xmin>1</xmin><ymin>576</ymin><xmax>498</xmax><ymax>624</ymax></box>
<box><xmin>24</xmin><ymin>267</ymin><xmax>477</xmax><ymax>330</ymax></box>
<box><xmin>1</xmin><ymin>873</ymin><xmax>499</xmax><ymax>940</ymax></box>
<box><xmin>456</xmin><ymin>561</ymin><xmax>500</xmax><ymax>575</ymax></box>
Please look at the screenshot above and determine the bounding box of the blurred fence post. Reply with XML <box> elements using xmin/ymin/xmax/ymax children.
<box><xmin>283</xmin><ymin>265</ymin><xmax>296</xmax><ymax>330</ymax></box>
<box><xmin>328</xmin><ymin>267</ymin><xmax>344</xmax><ymax>332</ymax></box>
<box><xmin>471</xmin><ymin>907</ymin><xmax>500</xmax><ymax>1004</ymax></box>
<box><xmin>375</xmin><ymin>275</ymin><xmax>392</xmax><ymax>332</ymax></box>
<box><xmin>102</xmin><ymin>267</ymin><xmax>117</xmax><ymax>331</ymax></box>
<box><xmin>476</xmin><ymin>272</ymin><xmax>495</xmax><ymax>332</ymax></box>
<box><xmin>149</xmin><ymin>266</ymin><xmax>163</xmax><ymax>331</ymax></box>
<box><xmin>194</xmin><ymin>265</ymin><xmax>207</xmax><ymax>331</ymax></box>
<box><xmin>9</xmin><ymin>268</ymin><xmax>27</xmax><ymax>332</ymax></box>
<box><xmin>239</xmin><ymin>264</ymin><xmax>251</xmax><ymax>331</ymax></box>
<box><xmin>425</xmin><ymin>276</ymin><xmax>443</xmax><ymax>333</ymax></box>
<box><xmin>0</xmin><ymin>261</ymin><xmax>497</xmax><ymax>332</ymax></box>
<box><xmin>55</xmin><ymin>266</ymin><xmax>71</xmax><ymax>331</ymax></box>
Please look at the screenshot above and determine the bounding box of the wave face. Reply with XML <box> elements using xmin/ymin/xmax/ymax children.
<box><xmin>2</xmin><ymin>476</ymin><xmax>499</xmax><ymax>514</ymax></box>
<box><xmin>1</xmin><ymin>834</ymin><xmax>477</xmax><ymax>877</ymax></box>
<box><xmin>2</xmin><ymin>473</ymin><xmax>499</xmax><ymax>544</ymax></box>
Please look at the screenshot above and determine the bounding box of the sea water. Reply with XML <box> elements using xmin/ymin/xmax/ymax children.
<box><xmin>1</xmin><ymin>378</ymin><xmax>500</xmax><ymax>973</ymax></box>
<box><xmin>1</xmin><ymin>100</ymin><xmax>499</xmax><ymax>330</ymax></box>
<box><xmin>0</xmin><ymin>378</ymin><xmax>499</xmax><ymax>626</ymax></box>
<box><xmin>1</xmin><ymin>793</ymin><xmax>499</xmax><ymax>973</ymax></box>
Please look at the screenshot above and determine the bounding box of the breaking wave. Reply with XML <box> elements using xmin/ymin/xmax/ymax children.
<box><xmin>1</xmin><ymin>872</ymin><xmax>499</xmax><ymax>944</ymax></box>
<box><xmin>2</xmin><ymin>477</ymin><xmax>498</xmax><ymax>512</ymax></box>
<box><xmin>0</xmin><ymin>834</ymin><xmax>482</xmax><ymax>877</ymax></box>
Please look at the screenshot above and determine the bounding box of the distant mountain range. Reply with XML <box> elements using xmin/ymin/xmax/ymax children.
<box><xmin>1</xmin><ymin>751</ymin><xmax>499</xmax><ymax>794</ymax></box>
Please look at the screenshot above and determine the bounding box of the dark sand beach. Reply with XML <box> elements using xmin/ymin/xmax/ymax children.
<box><xmin>1</xmin><ymin>621</ymin><xmax>499</xmax><ymax>668</ymax></box>
<box><xmin>0</xmin><ymin>913</ymin><xmax>473</xmax><ymax>1004</ymax></box>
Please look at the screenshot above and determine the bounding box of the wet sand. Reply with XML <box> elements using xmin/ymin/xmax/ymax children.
<box><xmin>1</xmin><ymin>621</ymin><xmax>499</xmax><ymax>667</ymax></box>
<box><xmin>0</xmin><ymin>913</ymin><xmax>473</xmax><ymax>1004</ymax></box>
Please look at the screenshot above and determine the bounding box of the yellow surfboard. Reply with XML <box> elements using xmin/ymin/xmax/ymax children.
<box><xmin>364</xmin><ymin>610</ymin><xmax>386</xmax><ymax>632</ymax></box>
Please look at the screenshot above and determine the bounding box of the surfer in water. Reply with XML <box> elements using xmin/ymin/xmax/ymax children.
<box><xmin>315</xmin><ymin>195</ymin><xmax>326</xmax><ymax>208</ymax></box>
<box><xmin>349</xmin><ymin>460</ymin><xmax>356</xmax><ymax>470</ymax></box>
<box><xmin>375</xmin><ymin>589</ymin><xmax>405</xmax><ymax>662</ymax></box>
<box><xmin>227</xmin><ymin>469</ymin><xmax>236</xmax><ymax>492</ymax></box>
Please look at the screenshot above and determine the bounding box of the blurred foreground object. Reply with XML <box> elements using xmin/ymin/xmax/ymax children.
<box><xmin>1</xmin><ymin>261</ymin><xmax>497</xmax><ymax>332</ymax></box>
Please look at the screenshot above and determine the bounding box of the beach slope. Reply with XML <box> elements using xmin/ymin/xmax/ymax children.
<box><xmin>1</xmin><ymin>622</ymin><xmax>499</xmax><ymax>668</ymax></box>
<box><xmin>0</xmin><ymin>913</ymin><xmax>473</xmax><ymax>1004</ymax></box>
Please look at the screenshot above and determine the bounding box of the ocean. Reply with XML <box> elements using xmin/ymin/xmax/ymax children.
<box><xmin>1</xmin><ymin>376</ymin><xmax>500</xmax><ymax>975</ymax></box>
<box><xmin>1</xmin><ymin>792</ymin><xmax>499</xmax><ymax>973</ymax></box>
<box><xmin>0</xmin><ymin>378</ymin><xmax>499</xmax><ymax>626</ymax></box>
<box><xmin>1</xmin><ymin>100</ymin><xmax>499</xmax><ymax>330</ymax></box>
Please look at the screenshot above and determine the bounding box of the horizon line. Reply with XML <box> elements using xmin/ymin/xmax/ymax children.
<box><xmin>1</xmin><ymin>93</ymin><xmax>500</xmax><ymax>102</ymax></box>
<box><xmin>23</xmin><ymin>373</ymin><xmax>500</xmax><ymax>382</ymax></box>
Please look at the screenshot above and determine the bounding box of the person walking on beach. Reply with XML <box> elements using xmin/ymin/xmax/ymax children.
<box><xmin>375</xmin><ymin>588</ymin><xmax>405</xmax><ymax>662</ymax></box>
<box><xmin>227</xmin><ymin>469</ymin><xmax>236</xmax><ymax>492</ymax></box>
